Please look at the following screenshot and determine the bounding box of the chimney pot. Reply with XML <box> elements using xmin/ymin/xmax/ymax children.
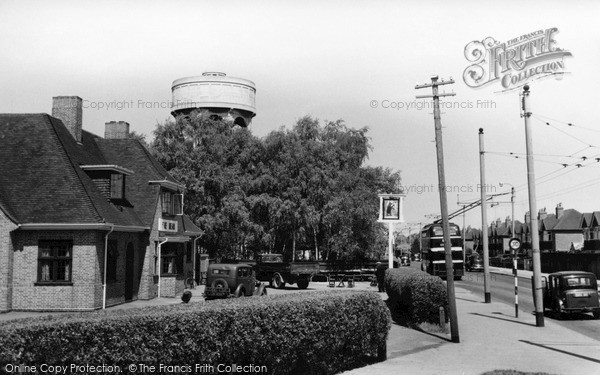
<box><xmin>52</xmin><ymin>96</ymin><xmax>83</xmax><ymax>142</ymax></box>
<box><xmin>105</xmin><ymin>121</ymin><xmax>130</xmax><ymax>139</ymax></box>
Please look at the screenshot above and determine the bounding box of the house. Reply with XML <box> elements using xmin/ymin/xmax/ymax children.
<box><xmin>548</xmin><ymin>205</ymin><xmax>583</xmax><ymax>252</ymax></box>
<box><xmin>0</xmin><ymin>96</ymin><xmax>201</xmax><ymax>312</ymax></box>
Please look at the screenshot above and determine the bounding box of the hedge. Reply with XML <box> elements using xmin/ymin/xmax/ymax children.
<box><xmin>384</xmin><ymin>267</ymin><xmax>448</xmax><ymax>326</ymax></box>
<box><xmin>0</xmin><ymin>291</ymin><xmax>390</xmax><ymax>375</ymax></box>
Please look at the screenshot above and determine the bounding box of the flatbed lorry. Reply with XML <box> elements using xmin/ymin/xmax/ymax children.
<box><xmin>255</xmin><ymin>253</ymin><xmax>320</xmax><ymax>289</ymax></box>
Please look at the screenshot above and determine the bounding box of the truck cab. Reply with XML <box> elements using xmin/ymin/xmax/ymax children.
<box><xmin>542</xmin><ymin>271</ymin><xmax>600</xmax><ymax>319</ymax></box>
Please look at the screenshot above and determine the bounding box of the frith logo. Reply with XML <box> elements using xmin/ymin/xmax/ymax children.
<box><xmin>463</xmin><ymin>27</ymin><xmax>572</xmax><ymax>90</ymax></box>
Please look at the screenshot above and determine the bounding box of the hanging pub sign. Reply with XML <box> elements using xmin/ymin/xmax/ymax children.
<box><xmin>463</xmin><ymin>27</ymin><xmax>572</xmax><ymax>91</ymax></box>
<box><xmin>378</xmin><ymin>193</ymin><xmax>406</xmax><ymax>222</ymax></box>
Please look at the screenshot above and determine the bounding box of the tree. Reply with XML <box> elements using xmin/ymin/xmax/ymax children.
<box><xmin>149</xmin><ymin>113</ymin><xmax>402</xmax><ymax>261</ymax></box>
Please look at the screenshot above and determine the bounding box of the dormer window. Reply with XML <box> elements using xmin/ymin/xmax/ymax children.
<box><xmin>161</xmin><ymin>190</ymin><xmax>183</xmax><ymax>216</ymax></box>
<box><xmin>80</xmin><ymin>164</ymin><xmax>133</xmax><ymax>201</ymax></box>
<box><xmin>110</xmin><ymin>173</ymin><xmax>125</xmax><ymax>199</ymax></box>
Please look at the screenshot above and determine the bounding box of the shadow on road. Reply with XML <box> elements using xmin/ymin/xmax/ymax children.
<box><xmin>469</xmin><ymin>312</ymin><xmax>536</xmax><ymax>327</ymax></box>
<box><xmin>519</xmin><ymin>340</ymin><xmax>600</xmax><ymax>364</ymax></box>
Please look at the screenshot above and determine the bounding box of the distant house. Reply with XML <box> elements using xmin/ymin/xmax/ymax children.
<box><xmin>548</xmin><ymin>204</ymin><xmax>583</xmax><ymax>252</ymax></box>
<box><xmin>0</xmin><ymin>96</ymin><xmax>201</xmax><ymax>312</ymax></box>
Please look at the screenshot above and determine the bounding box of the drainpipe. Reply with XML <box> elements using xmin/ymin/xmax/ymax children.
<box><xmin>157</xmin><ymin>238</ymin><xmax>169</xmax><ymax>298</ymax></box>
<box><xmin>103</xmin><ymin>225</ymin><xmax>114</xmax><ymax>310</ymax></box>
<box><xmin>192</xmin><ymin>236</ymin><xmax>199</xmax><ymax>284</ymax></box>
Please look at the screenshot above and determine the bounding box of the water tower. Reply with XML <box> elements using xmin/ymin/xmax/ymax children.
<box><xmin>171</xmin><ymin>72</ymin><xmax>256</xmax><ymax>127</ymax></box>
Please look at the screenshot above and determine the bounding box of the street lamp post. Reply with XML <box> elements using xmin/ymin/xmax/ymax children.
<box><xmin>500</xmin><ymin>182</ymin><xmax>518</xmax><ymax>317</ymax></box>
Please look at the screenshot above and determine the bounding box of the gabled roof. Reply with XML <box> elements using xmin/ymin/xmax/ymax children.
<box><xmin>591</xmin><ymin>212</ymin><xmax>600</xmax><ymax>228</ymax></box>
<box><xmin>581</xmin><ymin>212</ymin><xmax>593</xmax><ymax>228</ymax></box>
<box><xmin>94</xmin><ymin>137</ymin><xmax>181</xmax><ymax>227</ymax></box>
<box><xmin>551</xmin><ymin>209</ymin><xmax>582</xmax><ymax>231</ymax></box>
<box><xmin>0</xmin><ymin>114</ymin><xmax>145</xmax><ymax>228</ymax></box>
<box><xmin>539</xmin><ymin>214</ymin><xmax>558</xmax><ymax>232</ymax></box>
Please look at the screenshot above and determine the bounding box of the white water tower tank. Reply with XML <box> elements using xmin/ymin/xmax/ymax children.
<box><xmin>171</xmin><ymin>72</ymin><xmax>256</xmax><ymax>127</ymax></box>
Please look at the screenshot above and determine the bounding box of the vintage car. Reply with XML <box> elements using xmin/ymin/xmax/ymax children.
<box><xmin>541</xmin><ymin>271</ymin><xmax>600</xmax><ymax>319</ymax></box>
<box><xmin>465</xmin><ymin>254</ymin><xmax>484</xmax><ymax>272</ymax></box>
<box><xmin>399</xmin><ymin>254</ymin><xmax>411</xmax><ymax>267</ymax></box>
<box><xmin>203</xmin><ymin>263</ymin><xmax>267</xmax><ymax>300</ymax></box>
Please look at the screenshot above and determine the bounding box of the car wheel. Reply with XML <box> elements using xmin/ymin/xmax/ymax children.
<box><xmin>272</xmin><ymin>274</ymin><xmax>285</xmax><ymax>289</ymax></box>
<box><xmin>211</xmin><ymin>278</ymin><xmax>229</xmax><ymax>291</ymax></box>
<box><xmin>254</xmin><ymin>284</ymin><xmax>268</xmax><ymax>297</ymax></box>
<box><xmin>593</xmin><ymin>310</ymin><xmax>600</xmax><ymax>320</ymax></box>
<box><xmin>297</xmin><ymin>279</ymin><xmax>309</xmax><ymax>289</ymax></box>
<box><xmin>234</xmin><ymin>284</ymin><xmax>245</xmax><ymax>298</ymax></box>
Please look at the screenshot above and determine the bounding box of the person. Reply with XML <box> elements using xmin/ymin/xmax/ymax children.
<box><xmin>375</xmin><ymin>262</ymin><xmax>386</xmax><ymax>292</ymax></box>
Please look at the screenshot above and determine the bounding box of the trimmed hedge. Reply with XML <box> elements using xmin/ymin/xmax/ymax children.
<box><xmin>0</xmin><ymin>291</ymin><xmax>390</xmax><ymax>375</ymax></box>
<box><xmin>384</xmin><ymin>267</ymin><xmax>448</xmax><ymax>326</ymax></box>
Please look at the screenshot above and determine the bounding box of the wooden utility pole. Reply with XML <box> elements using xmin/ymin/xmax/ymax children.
<box><xmin>479</xmin><ymin>129</ymin><xmax>491</xmax><ymax>303</ymax></box>
<box><xmin>522</xmin><ymin>84</ymin><xmax>544</xmax><ymax>327</ymax></box>
<box><xmin>415</xmin><ymin>75</ymin><xmax>459</xmax><ymax>343</ymax></box>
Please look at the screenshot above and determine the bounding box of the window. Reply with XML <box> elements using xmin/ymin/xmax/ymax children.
<box><xmin>161</xmin><ymin>247</ymin><xmax>183</xmax><ymax>275</ymax></box>
<box><xmin>162</xmin><ymin>191</ymin><xmax>173</xmax><ymax>215</ymax></box>
<box><xmin>110</xmin><ymin>174</ymin><xmax>125</xmax><ymax>199</ymax></box>
<box><xmin>38</xmin><ymin>240</ymin><xmax>72</xmax><ymax>283</ymax></box>
<box><xmin>161</xmin><ymin>191</ymin><xmax>183</xmax><ymax>216</ymax></box>
<box><xmin>106</xmin><ymin>240</ymin><xmax>118</xmax><ymax>282</ymax></box>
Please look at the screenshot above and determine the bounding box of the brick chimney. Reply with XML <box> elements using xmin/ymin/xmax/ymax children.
<box><xmin>538</xmin><ymin>207</ymin><xmax>547</xmax><ymax>220</ymax></box>
<box><xmin>105</xmin><ymin>121</ymin><xmax>130</xmax><ymax>139</ymax></box>
<box><xmin>556</xmin><ymin>203</ymin><xmax>564</xmax><ymax>219</ymax></box>
<box><xmin>52</xmin><ymin>96</ymin><xmax>83</xmax><ymax>142</ymax></box>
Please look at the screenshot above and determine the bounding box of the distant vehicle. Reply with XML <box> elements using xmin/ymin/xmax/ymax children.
<box><xmin>541</xmin><ymin>271</ymin><xmax>600</xmax><ymax>319</ymax></box>
<box><xmin>465</xmin><ymin>255</ymin><xmax>484</xmax><ymax>272</ymax></box>
<box><xmin>420</xmin><ymin>222</ymin><xmax>464</xmax><ymax>280</ymax></box>
<box><xmin>413</xmin><ymin>253</ymin><xmax>421</xmax><ymax>262</ymax></box>
<box><xmin>203</xmin><ymin>263</ymin><xmax>267</xmax><ymax>300</ymax></box>
<box><xmin>255</xmin><ymin>253</ymin><xmax>320</xmax><ymax>289</ymax></box>
<box><xmin>399</xmin><ymin>254</ymin><xmax>411</xmax><ymax>267</ymax></box>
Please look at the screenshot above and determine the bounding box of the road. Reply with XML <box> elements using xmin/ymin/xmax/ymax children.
<box><xmin>456</xmin><ymin>269</ymin><xmax>600</xmax><ymax>341</ymax></box>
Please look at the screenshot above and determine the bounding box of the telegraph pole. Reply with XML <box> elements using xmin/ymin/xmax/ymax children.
<box><xmin>522</xmin><ymin>84</ymin><xmax>544</xmax><ymax>327</ymax></box>
<box><xmin>416</xmin><ymin>75</ymin><xmax>459</xmax><ymax>343</ymax></box>
<box><xmin>479</xmin><ymin>129</ymin><xmax>491</xmax><ymax>303</ymax></box>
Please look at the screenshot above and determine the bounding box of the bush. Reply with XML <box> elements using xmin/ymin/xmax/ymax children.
<box><xmin>0</xmin><ymin>291</ymin><xmax>390</xmax><ymax>375</ymax></box>
<box><xmin>384</xmin><ymin>267</ymin><xmax>448</xmax><ymax>326</ymax></box>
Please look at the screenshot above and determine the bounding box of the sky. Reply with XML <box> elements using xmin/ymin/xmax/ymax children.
<box><xmin>1</xmin><ymin>0</ymin><xmax>599</xmax><ymax>234</ymax></box>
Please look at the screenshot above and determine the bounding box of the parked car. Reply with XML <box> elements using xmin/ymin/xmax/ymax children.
<box><xmin>541</xmin><ymin>271</ymin><xmax>600</xmax><ymax>319</ymax></box>
<box><xmin>400</xmin><ymin>254</ymin><xmax>411</xmax><ymax>267</ymax></box>
<box><xmin>203</xmin><ymin>263</ymin><xmax>267</xmax><ymax>300</ymax></box>
<box><xmin>413</xmin><ymin>253</ymin><xmax>421</xmax><ymax>262</ymax></box>
<box><xmin>465</xmin><ymin>255</ymin><xmax>484</xmax><ymax>272</ymax></box>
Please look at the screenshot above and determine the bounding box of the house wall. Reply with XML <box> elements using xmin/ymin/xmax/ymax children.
<box><xmin>554</xmin><ymin>232</ymin><xmax>584</xmax><ymax>252</ymax></box>
<box><xmin>0</xmin><ymin>211</ymin><xmax>18</xmax><ymax>312</ymax></box>
<box><xmin>103</xmin><ymin>231</ymin><xmax>146</xmax><ymax>308</ymax></box>
<box><xmin>11</xmin><ymin>230</ymin><xmax>101</xmax><ymax>311</ymax></box>
<box><xmin>138</xmin><ymin>191</ymin><xmax>161</xmax><ymax>300</ymax></box>
<box><xmin>7</xmin><ymin>229</ymin><xmax>146</xmax><ymax>311</ymax></box>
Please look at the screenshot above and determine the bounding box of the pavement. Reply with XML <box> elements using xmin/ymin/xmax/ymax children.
<box><xmin>1</xmin><ymin>268</ymin><xmax>599</xmax><ymax>375</ymax></box>
<box><xmin>342</xmin><ymin>267</ymin><xmax>600</xmax><ymax>375</ymax></box>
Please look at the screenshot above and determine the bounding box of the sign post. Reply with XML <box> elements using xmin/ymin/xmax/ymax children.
<box><xmin>509</xmin><ymin>237</ymin><xmax>522</xmax><ymax>318</ymax></box>
<box><xmin>378</xmin><ymin>194</ymin><xmax>406</xmax><ymax>269</ymax></box>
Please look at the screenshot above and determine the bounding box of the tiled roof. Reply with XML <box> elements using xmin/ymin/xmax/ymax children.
<box><xmin>0</xmin><ymin>114</ymin><xmax>144</xmax><ymax>227</ymax></box>
<box><xmin>581</xmin><ymin>212</ymin><xmax>593</xmax><ymax>228</ymax></box>
<box><xmin>551</xmin><ymin>209</ymin><xmax>583</xmax><ymax>231</ymax></box>
<box><xmin>94</xmin><ymin>138</ymin><xmax>180</xmax><ymax>227</ymax></box>
<box><xmin>540</xmin><ymin>214</ymin><xmax>558</xmax><ymax>231</ymax></box>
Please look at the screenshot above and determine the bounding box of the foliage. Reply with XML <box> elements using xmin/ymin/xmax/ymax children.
<box><xmin>384</xmin><ymin>267</ymin><xmax>448</xmax><ymax>326</ymax></box>
<box><xmin>0</xmin><ymin>291</ymin><xmax>391</xmax><ymax>375</ymax></box>
<box><xmin>150</xmin><ymin>113</ymin><xmax>401</xmax><ymax>261</ymax></box>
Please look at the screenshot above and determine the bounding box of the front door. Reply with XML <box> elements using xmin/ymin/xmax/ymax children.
<box><xmin>125</xmin><ymin>243</ymin><xmax>134</xmax><ymax>300</ymax></box>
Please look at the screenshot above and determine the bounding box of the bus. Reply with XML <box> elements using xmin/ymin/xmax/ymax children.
<box><xmin>420</xmin><ymin>222</ymin><xmax>464</xmax><ymax>280</ymax></box>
